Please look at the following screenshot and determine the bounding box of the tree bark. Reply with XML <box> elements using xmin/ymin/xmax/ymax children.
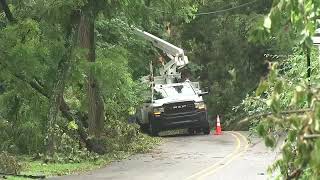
<box><xmin>78</xmin><ymin>13</ymin><xmax>105</xmax><ymax>138</ymax></box>
<box><xmin>46</xmin><ymin>22</ymin><xmax>76</xmax><ymax>156</ymax></box>
<box><xmin>47</xmin><ymin>12</ymin><xmax>79</xmax><ymax>155</ymax></box>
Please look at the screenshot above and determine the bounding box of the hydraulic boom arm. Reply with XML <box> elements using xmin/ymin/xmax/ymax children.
<box><xmin>134</xmin><ymin>28</ymin><xmax>189</xmax><ymax>84</ymax></box>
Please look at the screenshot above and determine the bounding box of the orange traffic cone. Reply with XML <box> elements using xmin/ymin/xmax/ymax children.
<box><xmin>214</xmin><ymin>115</ymin><xmax>222</xmax><ymax>135</ymax></box>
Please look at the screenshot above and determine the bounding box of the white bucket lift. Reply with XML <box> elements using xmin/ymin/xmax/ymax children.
<box><xmin>134</xmin><ymin>28</ymin><xmax>189</xmax><ymax>84</ymax></box>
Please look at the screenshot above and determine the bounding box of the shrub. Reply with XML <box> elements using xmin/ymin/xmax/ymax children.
<box><xmin>0</xmin><ymin>151</ymin><xmax>22</xmax><ymax>174</ymax></box>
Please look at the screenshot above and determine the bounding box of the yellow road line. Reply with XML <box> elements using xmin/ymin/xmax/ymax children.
<box><xmin>185</xmin><ymin>132</ymin><xmax>241</xmax><ymax>180</ymax></box>
<box><xmin>196</xmin><ymin>132</ymin><xmax>249</xmax><ymax>180</ymax></box>
<box><xmin>233</xmin><ymin>131</ymin><xmax>249</xmax><ymax>149</ymax></box>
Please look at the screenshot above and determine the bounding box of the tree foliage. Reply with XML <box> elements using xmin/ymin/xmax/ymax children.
<box><xmin>3</xmin><ymin>0</ymin><xmax>320</xmax><ymax>178</ymax></box>
<box><xmin>0</xmin><ymin>0</ymin><xmax>199</xmax><ymax>163</ymax></box>
<box><xmin>243</xmin><ymin>0</ymin><xmax>320</xmax><ymax>178</ymax></box>
<box><xmin>178</xmin><ymin>0</ymin><xmax>273</xmax><ymax>122</ymax></box>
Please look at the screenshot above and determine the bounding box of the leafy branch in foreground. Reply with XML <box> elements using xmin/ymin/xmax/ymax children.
<box><xmin>247</xmin><ymin>1</ymin><xmax>320</xmax><ymax>179</ymax></box>
<box><xmin>239</xmin><ymin>108</ymin><xmax>312</xmax><ymax>125</ymax></box>
<box><xmin>243</xmin><ymin>47</ymin><xmax>320</xmax><ymax>179</ymax></box>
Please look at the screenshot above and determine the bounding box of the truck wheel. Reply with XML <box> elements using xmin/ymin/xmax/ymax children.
<box><xmin>149</xmin><ymin>122</ymin><xmax>158</xmax><ymax>136</ymax></box>
<box><xmin>140</xmin><ymin>124</ymin><xmax>149</xmax><ymax>133</ymax></box>
<box><xmin>188</xmin><ymin>128</ymin><xmax>195</xmax><ymax>135</ymax></box>
<box><xmin>196</xmin><ymin>128</ymin><xmax>202</xmax><ymax>133</ymax></box>
<box><xmin>203</xmin><ymin>127</ymin><xmax>210</xmax><ymax>135</ymax></box>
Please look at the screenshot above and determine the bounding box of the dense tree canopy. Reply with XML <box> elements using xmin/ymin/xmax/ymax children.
<box><xmin>0</xmin><ymin>0</ymin><xmax>275</xmax><ymax>156</ymax></box>
<box><xmin>177</xmin><ymin>0</ymin><xmax>273</xmax><ymax>122</ymax></box>
<box><xmin>2</xmin><ymin>0</ymin><xmax>320</xmax><ymax>179</ymax></box>
<box><xmin>0</xmin><ymin>0</ymin><xmax>200</xmax><ymax>156</ymax></box>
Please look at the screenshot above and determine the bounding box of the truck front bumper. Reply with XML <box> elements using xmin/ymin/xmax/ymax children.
<box><xmin>151</xmin><ymin>110</ymin><xmax>209</xmax><ymax>131</ymax></box>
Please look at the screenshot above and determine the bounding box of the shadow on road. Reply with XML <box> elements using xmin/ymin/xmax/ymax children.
<box><xmin>160</xmin><ymin>133</ymin><xmax>206</xmax><ymax>138</ymax></box>
<box><xmin>158</xmin><ymin>129</ymin><xmax>209</xmax><ymax>138</ymax></box>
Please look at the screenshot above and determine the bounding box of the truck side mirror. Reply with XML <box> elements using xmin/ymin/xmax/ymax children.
<box><xmin>203</xmin><ymin>87</ymin><xmax>210</xmax><ymax>93</ymax></box>
<box><xmin>144</xmin><ymin>99</ymin><xmax>152</xmax><ymax>103</ymax></box>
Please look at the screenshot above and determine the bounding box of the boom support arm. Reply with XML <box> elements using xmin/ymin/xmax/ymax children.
<box><xmin>134</xmin><ymin>28</ymin><xmax>189</xmax><ymax>83</ymax></box>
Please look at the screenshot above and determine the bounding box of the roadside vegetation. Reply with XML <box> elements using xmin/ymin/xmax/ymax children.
<box><xmin>0</xmin><ymin>0</ymin><xmax>179</xmax><ymax>178</ymax></box>
<box><xmin>236</xmin><ymin>1</ymin><xmax>320</xmax><ymax>179</ymax></box>
<box><xmin>1</xmin><ymin>0</ymin><xmax>320</xmax><ymax>179</ymax></box>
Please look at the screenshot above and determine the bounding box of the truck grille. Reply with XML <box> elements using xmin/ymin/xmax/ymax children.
<box><xmin>164</xmin><ymin>101</ymin><xmax>195</xmax><ymax>114</ymax></box>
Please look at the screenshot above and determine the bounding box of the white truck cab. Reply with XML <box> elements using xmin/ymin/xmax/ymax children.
<box><xmin>137</xmin><ymin>80</ymin><xmax>209</xmax><ymax>136</ymax></box>
<box><xmin>153</xmin><ymin>81</ymin><xmax>204</xmax><ymax>107</ymax></box>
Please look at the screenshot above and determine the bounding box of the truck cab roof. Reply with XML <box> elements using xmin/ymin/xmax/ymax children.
<box><xmin>152</xmin><ymin>81</ymin><xmax>203</xmax><ymax>107</ymax></box>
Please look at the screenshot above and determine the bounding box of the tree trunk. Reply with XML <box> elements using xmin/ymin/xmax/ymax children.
<box><xmin>46</xmin><ymin>36</ymin><xmax>73</xmax><ymax>155</ymax></box>
<box><xmin>78</xmin><ymin>13</ymin><xmax>105</xmax><ymax>138</ymax></box>
<box><xmin>46</xmin><ymin>13</ymin><xmax>79</xmax><ymax>156</ymax></box>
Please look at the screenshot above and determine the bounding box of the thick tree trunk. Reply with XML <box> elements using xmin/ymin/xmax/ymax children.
<box><xmin>78</xmin><ymin>13</ymin><xmax>105</xmax><ymax>138</ymax></box>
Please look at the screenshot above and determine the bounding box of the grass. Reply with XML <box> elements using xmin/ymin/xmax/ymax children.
<box><xmin>24</xmin><ymin>160</ymin><xmax>104</xmax><ymax>176</ymax></box>
<box><xmin>4</xmin><ymin>158</ymin><xmax>109</xmax><ymax>180</ymax></box>
<box><xmin>3</xmin><ymin>135</ymin><xmax>162</xmax><ymax>180</ymax></box>
<box><xmin>3</xmin><ymin>152</ymin><xmax>136</xmax><ymax>180</ymax></box>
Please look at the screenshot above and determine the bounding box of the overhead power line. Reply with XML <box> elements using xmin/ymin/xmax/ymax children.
<box><xmin>195</xmin><ymin>0</ymin><xmax>258</xmax><ymax>16</ymax></box>
<box><xmin>144</xmin><ymin>0</ymin><xmax>259</xmax><ymax>17</ymax></box>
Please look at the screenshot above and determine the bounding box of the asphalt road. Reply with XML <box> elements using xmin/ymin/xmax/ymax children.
<box><xmin>53</xmin><ymin>131</ymin><xmax>278</xmax><ymax>180</ymax></box>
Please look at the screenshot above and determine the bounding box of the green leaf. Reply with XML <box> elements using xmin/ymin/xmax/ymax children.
<box><xmin>274</xmin><ymin>81</ymin><xmax>283</xmax><ymax>94</ymax></box>
<box><xmin>265</xmin><ymin>135</ymin><xmax>275</xmax><ymax>147</ymax></box>
<box><xmin>257</xmin><ymin>123</ymin><xmax>267</xmax><ymax>136</ymax></box>
<box><xmin>269</xmin><ymin>92</ymin><xmax>281</xmax><ymax>113</ymax></box>
<box><xmin>68</xmin><ymin>121</ymin><xmax>78</xmax><ymax>130</ymax></box>
<box><xmin>264</xmin><ymin>16</ymin><xmax>272</xmax><ymax>29</ymax></box>
<box><xmin>291</xmin><ymin>85</ymin><xmax>306</xmax><ymax>106</ymax></box>
<box><xmin>256</xmin><ymin>80</ymin><xmax>269</xmax><ymax>96</ymax></box>
<box><xmin>287</xmin><ymin>130</ymin><xmax>297</xmax><ymax>142</ymax></box>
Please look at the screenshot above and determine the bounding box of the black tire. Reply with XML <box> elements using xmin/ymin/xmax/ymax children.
<box><xmin>188</xmin><ymin>128</ymin><xmax>195</xmax><ymax>135</ymax></box>
<box><xmin>140</xmin><ymin>124</ymin><xmax>149</xmax><ymax>133</ymax></box>
<box><xmin>203</xmin><ymin>127</ymin><xmax>210</xmax><ymax>135</ymax></box>
<box><xmin>195</xmin><ymin>128</ymin><xmax>202</xmax><ymax>134</ymax></box>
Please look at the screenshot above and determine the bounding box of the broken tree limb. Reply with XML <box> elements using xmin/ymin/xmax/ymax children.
<box><xmin>237</xmin><ymin>109</ymin><xmax>312</xmax><ymax>125</ymax></box>
<box><xmin>303</xmin><ymin>134</ymin><xmax>320</xmax><ymax>139</ymax></box>
<box><xmin>0</xmin><ymin>173</ymin><xmax>45</xmax><ymax>179</ymax></box>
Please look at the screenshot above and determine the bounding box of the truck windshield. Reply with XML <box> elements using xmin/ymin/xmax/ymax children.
<box><xmin>153</xmin><ymin>84</ymin><xmax>196</xmax><ymax>100</ymax></box>
<box><xmin>163</xmin><ymin>85</ymin><xmax>195</xmax><ymax>97</ymax></box>
<box><xmin>154</xmin><ymin>89</ymin><xmax>166</xmax><ymax>100</ymax></box>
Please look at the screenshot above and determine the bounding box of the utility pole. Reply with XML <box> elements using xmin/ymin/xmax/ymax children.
<box><xmin>150</xmin><ymin>61</ymin><xmax>154</xmax><ymax>102</ymax></box>
<box><xmin>307</xmin><ymin>48</ymin><xmax>311</xmax><ymax>83</ymax></box>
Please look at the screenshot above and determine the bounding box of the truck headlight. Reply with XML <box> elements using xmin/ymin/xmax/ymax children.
<box><xmin>153</xmin><ymin>107</ymin><xmax>164</xmax><ymax>115</ymax></box>
<box><xmin>195</xmin><ymin>102</ymin><xmax>206</xmax><ymax>110</ymax></box>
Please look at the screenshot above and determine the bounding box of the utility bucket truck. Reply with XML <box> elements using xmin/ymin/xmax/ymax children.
<box><xmin>134</xmin><ymin>28</ymin><xmax>210</xmax><ymax>136</ymax></box>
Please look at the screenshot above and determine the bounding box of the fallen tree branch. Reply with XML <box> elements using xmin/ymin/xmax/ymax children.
<box><xmin>1</xmin><ymin>49</ymin><xmax>98</xmax><ymax>153</ymax></box>
<box><xmin>303</xmin><ymin>134</ymin><xmax>320</xmax><ymax>139</ymax></box>
<box><xmin>0</xmin><ymin>173</ymin><xmax>45</xmax><ymax>179</ymax></box>
<box><xmin>287</xmin><ymin>168</ymin><xmax>302</xmax><ymax>180</ymax></box>
<box><xmin>238</xmin><ymin>109</ymin><xmax>312</xmax><ymax>125</ymax></box>
<box><xmin>0</xmin><ymin>61</ymin><xmax>49</xmax><ymax>98</ymax></box>
<box><xmin>5</xmin><ymin>68</ymin><xmax>96</xmax><ymax>152</ymax></box>
<box><xmin>14</xmin><ymin>74</ymin><xmax>49</xmax><ymax>98</ymax></box>
<box><xmin>0</xmin><ymin>4</ymin><xmax>100</xmax><ymax>154</ymax></box>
